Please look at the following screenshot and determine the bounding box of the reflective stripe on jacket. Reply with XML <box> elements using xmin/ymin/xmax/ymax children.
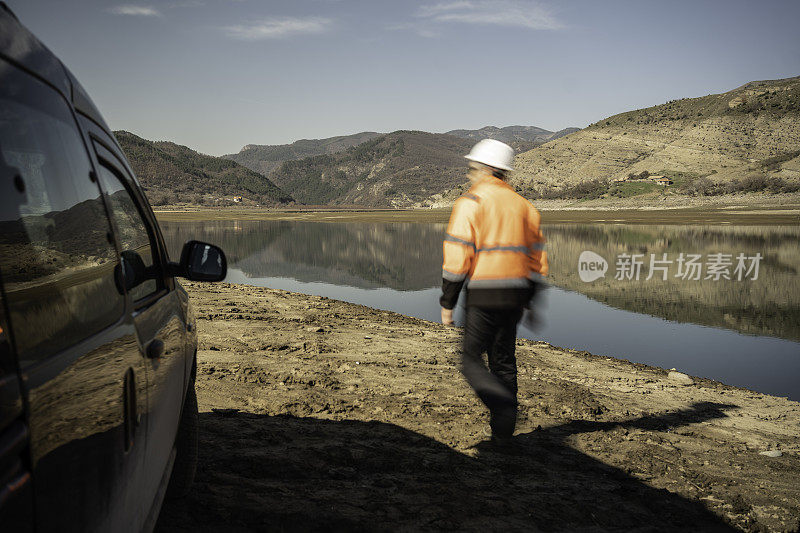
<box><xmin>440</xmin><ymin>177</ymin><xmax>547</xmax><ymax>309</ymax></box>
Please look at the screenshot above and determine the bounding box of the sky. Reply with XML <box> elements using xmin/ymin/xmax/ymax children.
<box><xmin>8</xmin><ymin>0</ymin><xmax>800</xmax><ymax>156</ymax></box>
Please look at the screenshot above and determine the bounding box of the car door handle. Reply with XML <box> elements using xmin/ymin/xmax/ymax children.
<box><xmin>123</xmin><ymin>369</ymin><xmax>136</xmax><ymax>451</ymax></box>
<box><xmin>146</xmin><ymin>339</ymin><xmax>164</xmax><ymax>359</ymax></box>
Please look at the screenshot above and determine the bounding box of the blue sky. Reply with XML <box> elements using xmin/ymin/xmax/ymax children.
<box><xmin>9</xmin><ymin>0</ymin><xmax>800</xmax><ymax>156</ymax></box>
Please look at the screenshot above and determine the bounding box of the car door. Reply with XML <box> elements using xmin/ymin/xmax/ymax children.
<box><xmin>90</xmin><ymin>141</ymin><xmax>188</xmax><ymax>511</ymax></box>
<box><xmin>0</xmin><ymin>59</ymin><xmax>148</xmax><ymax>531</ymax></box>
<box><xmin>0</xmin><ymin>293</ymin><xmax>34</xmax><ymax>532</ymax></box>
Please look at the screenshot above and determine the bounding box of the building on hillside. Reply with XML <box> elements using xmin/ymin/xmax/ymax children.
<box><xmin>233</xmin><ymin>196</ymin><xmax>243</xmax><ymax>203</ymax></box>
<box><xmin>654</xmin><ymin>177</ymin><xmax>673</xmax><ymax>186</ymax></box>
<box><xmin>648</xmin><ymin>175</ymin><xmax>666</xmax><ymax>181</ymax></box>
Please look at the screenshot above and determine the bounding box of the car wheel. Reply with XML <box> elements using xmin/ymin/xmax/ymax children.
<box><xmin>165</xmin><ymin>380</ymin><xmax>199</xmax><ymax>499</ymax></box>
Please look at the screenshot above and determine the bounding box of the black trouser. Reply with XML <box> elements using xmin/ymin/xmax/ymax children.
<box><xmin>461</xmin><ymin>306</ymin><xmax>524</xmax><ymax>438</ymax></box>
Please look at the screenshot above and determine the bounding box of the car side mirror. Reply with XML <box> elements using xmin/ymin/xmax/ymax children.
<box><xmin>172</xmin><ymin>240</ymin><xmax>227</xmax><ymax>282</ymax></box>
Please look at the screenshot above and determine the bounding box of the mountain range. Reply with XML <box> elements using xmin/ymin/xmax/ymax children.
<box><xmin>117</xmin><ymin>77</ymin><xmax>800</xmax><ymax>208</ymax></box>
<box><xmin>445</xmin><ymin>125</ymin><xmax>579</xmax><ymax>144</ymax></box>
<box><xmin>218</xmin><ymin>125</ymin><xmax>580</xmax><ymax>207</ymax></box>
<box><xmin>121</xmin><ymin>125</ymin><xmax>573</xmax><ymax>207</ymax></box>
<box><xmin>223</xmin><ymin>125</ymin><xmax>577</xmax><ymax>180</ymax></box>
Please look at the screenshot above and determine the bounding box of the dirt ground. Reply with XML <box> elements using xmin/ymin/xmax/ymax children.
<box><xmin>156</xmin><ymin>282</ymin><xmax>800</xmax><ymax>532</ymax></box>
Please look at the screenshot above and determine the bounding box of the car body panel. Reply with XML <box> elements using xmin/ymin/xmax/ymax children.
<box><xmin>0</xmin><ymin>293</ymin><xmax>34</xmax><ymax>531</ymax></box>
<box><xmin>135</xmin><ymin>292</ymin><xmax>187</xmax><ymax>506</ymax></box>
<box><xmin>22</xmin><ymin>324</ymin><xmax>149</xmax><ymax>532</ymax></box>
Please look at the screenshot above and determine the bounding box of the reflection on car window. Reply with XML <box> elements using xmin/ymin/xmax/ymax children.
<box><xmin>0</xmin><ymin>62</ymin><xmax>123</xmax><ymax>364</ymax></box>
<box><xmin>95</xmin><ymin>163</ymin><xmax>159</xmax><ymax>301</ymax></box>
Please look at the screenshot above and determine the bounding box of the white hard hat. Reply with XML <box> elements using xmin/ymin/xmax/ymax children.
<box><xmin>464</xmin><ymin>139</ymin><xmax>514</xmax><ymax>172</ymax></box>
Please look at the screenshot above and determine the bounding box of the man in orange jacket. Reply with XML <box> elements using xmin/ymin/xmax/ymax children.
<box><xmin>440</xmin><ymin>139</ymin><xmax>548</xmax><ymax>444</ymax></box>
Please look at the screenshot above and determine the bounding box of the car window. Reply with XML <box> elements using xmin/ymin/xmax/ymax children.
<box><xmin>0</xmin><ymin>62</ymin><xmax>123</xmax><ymax>364</ymax></box>
<box><xmin>94</xmin><ymin>160</ymin><xmax>161</xmax><ymax>302</ymax></box>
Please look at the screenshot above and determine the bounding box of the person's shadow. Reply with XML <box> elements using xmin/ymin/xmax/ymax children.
<box><xmin>156</xmin><ymin>402</ymin><xmax>739</xmax><ymax>532</ymax></box>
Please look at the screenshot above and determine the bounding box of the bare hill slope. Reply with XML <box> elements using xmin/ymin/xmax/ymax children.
<box><xmin>512</xmin><ymin>77</ymin><xmax>800</xmax><ymax>193</ymax></box>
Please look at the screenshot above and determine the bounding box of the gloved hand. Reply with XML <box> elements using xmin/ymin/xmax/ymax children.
<box><xmin>521</xmin><ymin>304</ymin><xmax>541</xmax><ymax>331</ymax></box>
<box><xmin>521</xmin><ymin>281</ymin><xmax>546</xmax><ymax>330</ymax></box>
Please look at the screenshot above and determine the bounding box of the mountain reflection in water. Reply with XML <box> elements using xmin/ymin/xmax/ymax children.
<box><xmin>160</xmin><ymin>220</ymin><xmax>800</xmax><ymax>399</ymax></box>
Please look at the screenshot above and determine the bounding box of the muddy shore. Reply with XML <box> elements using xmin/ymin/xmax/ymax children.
<box><xmin>153</xmin><ymin>199</ymin><xmax>800</xmax><ymax>226</ymax></box>
<box><xmin>156</xmin><ymin>282</ymin><xmax>800</xmax><ymax>532</ymax></box>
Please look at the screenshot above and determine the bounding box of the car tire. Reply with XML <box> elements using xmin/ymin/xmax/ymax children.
<box><xmin>165</xmin><ymin>381</ymin><xmax>198</xmax><ymax>499</ymax></box>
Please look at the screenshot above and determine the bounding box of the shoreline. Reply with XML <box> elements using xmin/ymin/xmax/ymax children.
<box><xmin>153</xmin><ymin>194</ymin><xmax>800</xmax><ymax>225</ymax></box>
<box><xmin>154</xmin><ymin>205</ymin><xmax>800</xmax><ymax>225</ymax></box>
<box><xmin>156</xmin><ymin>282</ymin><xmax>800</xmax><ymax>532</ymax></box>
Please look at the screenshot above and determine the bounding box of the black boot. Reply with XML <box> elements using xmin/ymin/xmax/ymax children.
<box><xmin>490</xmin><ymin>404</ymin><xmax>517</xmax><ymax>439</ymax></box>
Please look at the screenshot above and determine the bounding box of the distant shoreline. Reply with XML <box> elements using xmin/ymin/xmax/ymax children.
<box><xmin>154</xmin><ymin>200</ymin><xmax>800</xmax><ymax>225</ymax></box>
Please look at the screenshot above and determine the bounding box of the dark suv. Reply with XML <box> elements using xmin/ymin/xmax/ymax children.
<box><xmin>0</xmin><ymin>4</ymin><xmax>226</xmax><ymax>531</ymax></box>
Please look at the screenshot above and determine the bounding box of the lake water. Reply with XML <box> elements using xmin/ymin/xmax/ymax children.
<box><xmin>160</xmin><ymin>220</ymin><xmax>800</xmax><ymax>400</ymax></box>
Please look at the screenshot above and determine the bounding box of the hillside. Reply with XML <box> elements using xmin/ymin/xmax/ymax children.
<box><xmin>224</xmin><ymin>132</ymin><xmax>381</xmax><ymax>175</ymax></box>
<box><xmin>115</xmin><ymin>131</ymin><xmax>292</xmax><ymax>206</ymax></box>
<box><xmin>512</xmin><ymin>77</ymin><xmax>800</xmax><ymax>197</ymax></box>
<box><xmin>446</xmin><ymin>125</ymin><xmax>579</xmax><ymax>145</ymax></box>
<box><xmin>267</xmin><ymin>131</ymin><xmax>477</xmax><ymax>207</ymax></box>
<box><xmin>548</xmin><ymin>127</ymin><xmax>582</xmax><ymax>141</ymax></box>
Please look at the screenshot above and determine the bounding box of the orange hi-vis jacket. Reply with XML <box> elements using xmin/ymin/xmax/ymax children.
<box><xmin>440</xmin><ymin>176</ymin><xmax>548</xmax><ymax>310</ymax></box>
